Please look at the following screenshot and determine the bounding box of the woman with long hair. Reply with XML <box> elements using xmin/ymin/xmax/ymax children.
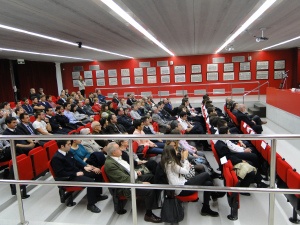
<box><xmin>161</xmin><ymin>145</ymin><xmax>221</xmax><ymax>217</ymax></box>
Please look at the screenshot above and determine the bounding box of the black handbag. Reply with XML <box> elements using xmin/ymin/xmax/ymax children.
<box><xmin>161</xmin><ymin>192</ymin><xmax>184</xmax><ymax>223</ymax></box>
<box><xmin>136</xmin><ymin>145</ymin><xmax>144</xmax><ymax>154</ymax></box>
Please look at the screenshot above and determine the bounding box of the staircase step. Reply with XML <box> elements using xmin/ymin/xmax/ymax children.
<box><xmin>248</xmin><ymin>107</ymin><xmax>263</xmax><ymax>117</ymax></box>
<box><xmin>254</xmin><ymin>103</ymin><xmax>266</xmax><ymax>117</ymax></box>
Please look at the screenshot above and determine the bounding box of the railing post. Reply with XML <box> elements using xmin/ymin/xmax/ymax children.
<box><xmin>128</xmin><ymin>139</ymin><xmax>138</xmax><ymax>225</ymax></box>
<box><xmin>268</xmin><ymin>139</ymin><xmax>277</xmax><ymax>225</ymax></box>
<box><xmin>10</xmin><ymin>140</ymin><xmax>28</xmax><ymax>225</ymax></box>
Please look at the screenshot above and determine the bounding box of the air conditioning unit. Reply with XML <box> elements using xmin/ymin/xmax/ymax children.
<box><xmin>17</xmin><ymin>59</ymin><xmax>25</xmax><ymax>64</ymax></box>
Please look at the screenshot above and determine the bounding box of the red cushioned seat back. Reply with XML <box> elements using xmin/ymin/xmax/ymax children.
<box><xmin>210</xmin><ymin>141</ymin><xmax>221</xmax><ymax>166</ymax></box>
<box><xmin>276</xmin><ymin>157</ymin><xmax>292</xmax><ymax>183</ymax></box>
<box><xmin>287</xmin><ymin>169</ymin><xmax>300</xmax><ymax>198</ymax></box>
<box><xmin>9</xmin><ymin>155</ymin><xmax>34</xmax><ymax>181</ymax></box>
<box><xmin>45</xmin><ymin>143</ymin><xmax>59</xmax><ymax>160</ymax></box>
<box><xmin>29</xmin><ymin>147</ymin><xmax>48</xmax><ymax>177</ymax></box>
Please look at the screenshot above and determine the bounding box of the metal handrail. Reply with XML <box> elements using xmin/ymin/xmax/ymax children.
<box><xmin>1</xmin><ymin>134</ymin><xmax>300</xmax><ymax>225</ymax></box>
<box><xmin>243</xmin><ymin>81</ymin><xmax>269</xmax><ymax>103</ymax></box>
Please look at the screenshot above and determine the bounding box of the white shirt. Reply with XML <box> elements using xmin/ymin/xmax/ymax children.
<box><xmin>177</xmin><ymin>117</ymin><xmax>192</xmax><ymax>131</ymax></box>
<box><xmin>32</xmin><ymin>120</ymin><xmax>47</xmax><ymax>134</ymax></box>
<box><xmin>111</xmin><ymin>156</ymin><xmax>137</xmax><ymax>179</ymax></box>
<box><xmin>223</xmin><ymin>140</ymin><xmax>244</xmax><ymax>153</ymax></box>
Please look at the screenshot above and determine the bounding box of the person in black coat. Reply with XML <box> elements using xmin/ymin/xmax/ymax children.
<box><xmin>51</xmin><ymin>140</ymin><xmax>108</xmax><ymax>213</ymax></box>
<box><xmin>116</xmin><ymin>108</ymin><xmax>133</xmax><ymax>133</ymax></box>
<box><xmin>106</xmin><ymin>114</ymin><xmax>127</xmax><ymax>134</ymax></box>
<box><xmin>234</xmin><ymin>104</ymin><xmax>263</xmax><ymax>134</ymax></box>
<box><xmin>45</xmin><ymin>108</ymin><xmax>71</xmax><ymax>134</ymax></box>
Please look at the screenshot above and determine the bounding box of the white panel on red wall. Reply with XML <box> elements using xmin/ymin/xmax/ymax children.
<box><xmin>147</xmin><ymin>76</ymin><xmax>157</xmax><ymax>84</ymax></box>
<box><xmin>240</xmin><ymin>62</ymin><xmax>250</xmax><ymax>71</ymax></box>
<box><xmin>256</xmin><ymin>61</ymin><xmax>269</xmax><ymax>70</ymax></box>
<box><xmin>174</xmin><ymin>66</ymin><xmax>185</xmax><ymax>74</ymax></box>
<box><xmin>96</xmin><ymin>79</ymin><xmax>105</xmax><ymax>86</ymax></box>
<box><xmin>239</xmin><ymin>72</ymin><xmax>251</xmax><ymax>80</ymax></box>
<box><xmin>121</xmin><ymin>69</ymin><xmax>130</xmax><ymax>77</ymax></box>
<box><xmin>85</xmin><ymin>79</ymin><xmax>93</xmax><ymax>86</ymax></box>
<box><xmin>160</xmin><ymin>67</ymin><xmax>170</xmax><ymax>75</ymax></box>
<box><xmin>274</xmin><ymin>60</ymin><xmax>285</xmax><ymax>69</ymax></box>
<box><xmin>139</xmin><ymin>62</ymin><xmax>150</xmax><ymax>68</ymax></box>
<box><xmin>73</xmin><ymin>80</ymin><xmax>79</xmax><ymax>87</ymax></box>
<box><xmin>194</xmin><ymin>89</ymin><xmax>206</xmax><ymax>95</ymax></box>
<box><xmin>157</xmin><ymin>61</ymin><xmax>168</xmax><ymax>67</ymax></box>
<box><xmin>89</xmin><ymin>65</ymin><xmax>100</xmax><ymax>70</ymax></box>
<box><xmin>176</xmin><ymin>90</ymin><xmax>187</xmax><ymax>96</ymax></box>
<box><xmin>135</xmin><ymin>77</ymin><xmax>143</xmax><ymax>84</ymax></box>
<box><xmin>232</xmin><ymin>56</ymin><xmax>245</xmax><ymax>62</ymax></box>
<box><xmin>158</xmin><ymin>91</ymin><xmax>169</xmax><ymax>96</ymax></box>
<box><xmin>274</xmin><ymin>70</ymin><xmax>285</xmax><ymax>79</ymax></box>
<box><xmin>175</xmin><ymin>74</ymin><xmax>185</xmax><ymax>83</ymax></box>
<box><xmin>224</xmin><ymin>63</ymin><xmax>234</xmax><ymax>72</ymax></box>
<box><xmin>147</xmin><ymin>67</ymin><xmax>156</xmax><ymax>75</ymax></box>
<box><xmin>109</xmin><ymin>78</ymin><xmax>118</xmax><ymax>85</ymax></box>
<box><xmin>232</xmin><ymin>88</ymin><xmax>245</xmax><ymax>94</ymax></box>
<box><xmin>161</xmin><ymin>75</ymin><xmax>170</xmax><ymax>83</ymax></box>
<box><xmin>84</xmin><ymin>71</ymin><xmax>92</xmax><ymax>78</ymax></box>
<box><xmin>108</xmin><ymin>69</ymin><xmax>117</xmax><ymax>77</ymax></box>
<box><xmin>121</xmin><ymin>77</ymin><xmax>130</xmax><ymax>85</ymax></box>
<box><xmin>96</xmin><ymin>70</ymin><xmax>105</xmax><ymax>78</ymax></box>
<box><xmin>212</xmin><ymin>57</ymin><xmax>225</xmax><ymax>63</ymax></box>
<box><xmin>134</xmin><ymin>68</ymin><xmax>143</xmax><ymax>76</ymax></box>
<box><xmin>256</xmin><ymin>71</ymin><xmax>269</xmax><ymax>79</ymax></box>
<box><xmin>223</xmin><ymin>72</ymin><xmax>234</xmax><ymax>81</ymax></box>
<box><xmin>207</xmin><ymin>72</ymin><xmax>218</xmax><ymax>81</ymax></box>
<box><xmin>207</xmin><ymin>64</ymin><xmax>218</xmax><ymax>72</ymax></box>
<box><xmin>191</xmin><ymin>74</ymin><xmax>202</xmax><ymax>82</ymax></box>
<box><xmin>191</xmin><ymin>65</ymin><xmax>201</xmax><ymax>73</ymax></box>
<box><xmin>213</xmin><ymin>89</ymin><xmax>225</xmax><ymax>94</ymax></box>
<box><xmin>72</xmin><ymin>71</ymin><xmax>80</xmax><ymax>79</ymax></box>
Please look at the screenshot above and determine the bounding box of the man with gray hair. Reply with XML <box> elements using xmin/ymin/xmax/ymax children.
<box><xmin>235</xmin><ymin>104</ymin><xmax>263</xmax><ymax>134</ymax></box>
<box><xmin>104</xmin><ymin>142</ymin><xmax>161</xmax><ymax>222</ymax></box>
<box><xmin>151</xmin><ymin>106</ymin><xmax>171</xmax><ymax>133</ymax></box>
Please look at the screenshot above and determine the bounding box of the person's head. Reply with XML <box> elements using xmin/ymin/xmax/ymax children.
<box><xmin>79</xmin><ymin>128</ymin><xmax>90</xmax><ymax>135</ymax></box>
<box><xmin>127</xmin><ymin>93</ymin><xmax>132</xmax><ymax>99</ymax></box>
<box><xmin>40</xmin><ymin>94</ymin><xmax>46</xmax><ymax>102</ymax></box>
<box><xmin>203</xmin><ymin>94</ymin><xmax>210</xmax><ymax>100</ymax></box>
<box><xmin>32</xmin><ymin>97</ymin><xmax>39</xmax><ymax>104</ymax></box>
<box><xmin>60</xmin><ymin>89</ymin><xmax>66</xmax><ymax>95</ymax></box>
<box><xmin>207</xmin><ymin>107</ymin><xmax>216</xmax><ymax>115</ymax></box>
<box><xmin>23</xmin><ymin>98</ymin><xmax>30</xmax><ymax>105</ymax></box>
<box><xmin>57</xmin><ymin>140</ymin><xmax>71</xmax><ymax>152</ymax></box>
<box><xmin>151</xmin><ymin>106</ymin><xmax>158</xmax><ymax>114</ymax></box>
<box><xmin>118</xmin><ymin>140</ymin><xmax>128</xmax><ymax>149</ymax></box>
<box><xmin>79</xmin><ymin>75</ymin><xmax>83</xmax><ymax>80</ymax></box>
<box><xmin>101</xmin><ymin>103</ymin><xmax>108</xmax><ymax>112</ymax></box>
<box><xmin>35</xmin><ymin>111</ymin><xmax>45</xmax><ymax>120</ymax></box>
<box><xmin>106</xmin><ymin>142</ymin><xmax>122</xmax><ymax>157</ymax></box>
<box><xmin>5</xmin><ymin>117</ymin><xmax>18</xmax><ymax>129</ymax></box>
<box><xmin>217</xmin><ymin>119</ymin><xmax>227</xmax><ymax>130</ymax></box>
<box><xmin>30</xmin><ymin>88</ymin><xmax>35</xmax><ymax>94</ymax></box>
<box><xmin>179</xmin><ymin>111</ymin><xmax>188</xmax><ymax>120</ymax></box>
<box><xmin>20</xmin><ymin>113</ymin><xmax>30</xmax><ymax>123</ymax></box>
<box><xmin>108</xmin><ymin>114</ymin><xmax>117</xmax><ymax>124</ymax></box>
<box><xmin>107</xmin><ymin>101</ymin><xmax>113</xmax><ymax>109</ymax></box>
<box><xmin>56</xmin><ymin>105</ymin><xmax>64</xmax><ymax>114</ymax></box>
<box><xmin>96</xmin><ymin>89</ymin><xmax>102</xmax><ymax>95</ymax></box>
<box><xmin>170</xmin><ymin>129</ymin><xmax>181</xmax><ymax>135</ymax></box>
<box><xmin>84</xmin><ymin>98</ymin><xmax>90</xmax><ymax>105</ymax></box>
<box><xmin>16</xmin><ymin>100</ymin><xmax>22</xmax><ymax>108</ymax></box>
<box><xmin>15</xmin><ymin>107</ymin><xmax>24</xmax><ymax>115</ymax></box>
<box><xmin>210</xmin><ymin>116</ymin><xmax>219</xmax><ymax>127</ymax></box>
<box><xmin>71</xmin><ymin>139</ymin><xmax>82</xmax><ymax>146</ymax></box>
<box><xmin>182</xmin><ymin>98</ymin><xmax>189</xmax><ymax>106</ymax></box>
<box><xmin>46</xmin><ymin>95</ymin><xmax>52</xmax><ymax>102</ymax></box>
<box><xmin>225</xmin><ymin>97</ymin><xmax>232</xmax><ymax>104</ymax></box>
<box><xmin>165</xmin><ymin>140</ymin><xmax>179</xmax><ymax>150</ymax></box>
<box><xmin>141</xmin><ymin>116</ymin><xmax>150</xmax><ymax>126</ymax></box>
<box><xmin>219</xmin><ymin>126</ymin><xmax>229</xmax><ymax>135</ymax></box>
<box><xmin>238</xmin><ymin>104</ymin><xmax>246</xmax><ymax>113</ymax></box>
<box><xmin>46</xmin><ymin>107</ymin><xmax>53</xmax><ymax>116</ymax></box>
<box><xmin>65</xmin><ymin>89</ymin><xmax>69</xmax><ymax>94</ymax></box>
<box><xmin>77</xmin><ymin>101</ymin><xmax>84</xmax><ymax>108</ymax></box>
<box><xmin>64</xmin><ymin>103</ymin><xmax>71</xmax><ymax>111</ymax></box>
<box><xmin>113</xmin><ymin>93</ymin><xmax>118</xmax><ymax>98</ymax></box>
<box><xmin>231</xmin><ymin>102</ymin><xmax>239</xmax><ymax>111</ymax></box>
<box><xmin>116</xmin><ymin>107</ymin><xmax>124</xmax><ymax>116</ymax></box>
<box><xmin>161</xmin><ymin>145</ymin><xmax>180</xmax><ymax>168</ymax></box>
<box><xmin>100</xmin><ymin>117</ymin><xmax>108</xmax><ymax>128</ymax></box>
<box><xmin>133</xmin><ymin>119</ymin><xmax>143</xmax><ymax>130</ymax></box>
<box><xmin>70</xmin><ymin>104</ymin><xmax>77</xmax><ymax>112</ymax></box>
<box><xmin>91</xmin><ymin>121</ymin><xmax>101</xmax><ymax>132</ymax></box>
<box><xmin>38</xmin><ymin>88</ymin><xmax>44</xmax><ymax>94</ymax></box>
<box><xmin>2</xmin><ymin>102</ymin><xmax>10</xmax><ymax>110</ymax></box>
<box><xmin>132</xmin><ymin>103</ymin><xmax>138</xmax><ymax>111</ymax></box>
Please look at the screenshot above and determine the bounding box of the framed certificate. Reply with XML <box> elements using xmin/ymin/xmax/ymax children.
<box><xmin>134</xmin><ymin>68</ymin><xmax>143</xmax><ymax>76</ymax></box>
<box><xmin>121</xmin><ymin>69</ymin><xmax>130</xmax><ymax>77</ymax></box>
<box><xmin>224</xmin><ymin>63</ymin><xmax>234</xmax><ymax>72</ymax></box>
<box><xmin>256</xmin><ymin>71</ymin><xmax>269</xmax><ymax>79</ymax></box>
<box><xmin>96</xmin><ymin>70</ymin><xmax>105</xmax><ymax>78</ymax></box>
<box><xmin>175</xmin><ymin>74</ymin><xmax>186</xmax><ymax>83</ymax></box>
<box><xmin>72</xmin><ymin>72</ymin><xmax>80</xmax><ymax>79</ymax></box>
<box><xmin>207</xmin><ymin>64</ymin><xmax>218</xmax><ymax>72</ymax></box>
<box><xmin>274</xmin><ymin>60</ymin><xmax>285</xmax><ymax>70</ymax></box>
<box><xmin>160</xmin><ymin>66</ymin><xmax>170</xmax><ymax>75</ymax></box>
<box><xmin>256</xmin><ymin>61</ymin><xmax>269</xmax><ymax>70</ymax></box>
<box><xmin>240</xmin><ymin>62</ymin><xmax>250</xmax><ymax>71</ymax></box>
<box><xmin>191</xmin><ymin>65</ymin><xmax>201</xmax><ymax>73</ymax></box>
<box><xmin>109</xmin><ymin>78</ymin><xmax>118</xmax><ymax>85</ymax></box>
<box><xmin>108</xmin><ymin>69</ymin><xmax>117</xmax><ymax>77</ymax></box>
<box><xmin>191</xmin><ymin>74</ymin><xmax>202</xmax><ymax>82</ymax></box>
<box><xmin>161</xmin><ymin>75</ymin><xmax>170</xmax><ymax>83</ymax></box>
<box><xmin>147</xmin><ymin>67</ymin><xmax>156</xmax><ymax>76</ymax></box>
<box><xmin>135</xmin><ymin>77</ymin><xmax>144</xmax><ymax>84</ymax></box>
<box><xmin>147</xmin><ymin>76</ymin><xmax>157</xmax><ymax>84</ymax></box>
<box><xmin>207</xmin><ymin>72</ymin><xmax>218</xmax><ymax>81</ymax></box>
<box><xmin>274</xmin><ymin>70</ymin><xmax>285</xmax><ymax>80</ymax></box>
<box><xmin>84</xmin><ymin>71</ymin><xmax>92</xmax><ymax>78</ymax></box>
<box><xmin>85</xmin><ymin>79</ymin><xmax>93</xmax><ymax>86</ymax></box>
<box><xmin>121</xmin><ymin>77</ymin><xmax>131</xmax><ymax>85</ymax></box>
<box><xmin>239</xmin><ymin>72</ymin><xmax>251</xmax><ymax>80</ymax></box>
<box><xmin>174</xmin><ymin>66</ymin><xmax>185</xmax><ymax>74</ymax></box>
<box><xmin>96</xmin><ymin>79</ymin><xmax>105</xmax><ymax>86</ymax></box>
<box><xmin>223</xmin><ymin>72</ymin><xmax>234</xmax><ymax>80</ymax></box>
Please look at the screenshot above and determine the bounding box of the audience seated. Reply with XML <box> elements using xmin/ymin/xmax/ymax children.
<box><xmin>79</xmin><ymin>128</ymin><xmax>104</xmax><ymax>153</ymax></box>
<box><xmin>112</xmin><ymin>92</ymin><xmax>120</xmax><ymax>104</ymax></box>
<box><xmin>116</xmin><ymin>107</ymin><xmax>134</xmax><ymax>133</ymax></box>
<box><xmin>117</xmin><ymin>98</ymin><xmax>130</xmax><ymax>109</ymax></box>
<box><xmin>45</xmin><ymin>108</ymin><xmax>70</xmax><ymax>134</ymax></box>
<box><xmin>96</xmin><ymin>89</ymin><xmax>106</xmax><ymax>104</ymax></box>
<box><xmin>91</xmin><ymin>121</ymin><xmax>109</xmax><ymax>148</ymax></box>
<box><xmin>22</xmin><ymin>98</ymin><xmax>34</xmax><ymax>115</ymax></box>
<box><xmin>106</xmin><ymin>114</ymin><xmax>127</xmax><ymax>134</ymax></box>
<box><xmin>130</xmin><ymin>103</ymin><xmax>142</xmax><ymax>120</ymax></box>
<box><xmin>0</xmin><ymin>140</ymin><xmax>12</xmax><ymax>162</ymax></box>
<box><xmin>151</xmin><ymin>106</ymin><xmax>171</xmax><ymax>133</ymax></box>
<box><xmin>104</xmin><ymin>142</ymin><xmax>162</xmax><ymax>222</ymax></box>
<box><xmin>38</xmin><ymin>95</ymin><xmax>52</xmax><ymax>111</ymax></box>
<box><xmin>51</xmin><ymin>140</ymin><xmax>107</xmax><ymax>213</ymax></box>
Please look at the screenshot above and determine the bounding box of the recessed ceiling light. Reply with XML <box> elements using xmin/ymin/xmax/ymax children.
<box><xmin>0</xmin><ymin>47</ymin><xmax>93</xmax><ymax>61</ymax></box>
<box><xmin>101</xmin><ymin>0</ymin><xmax>174</xmax><ymax>56</ymax></box>
<box><xmin>215</xmin><ymin>0</ymin><xmax>277</xmax><ymax>53</ymax></box>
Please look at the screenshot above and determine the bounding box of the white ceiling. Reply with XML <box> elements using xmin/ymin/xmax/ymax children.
<box><xmin>0</xmin><ymin>0</ymin><xmax>299</xmax><ymax>63</ymax></box>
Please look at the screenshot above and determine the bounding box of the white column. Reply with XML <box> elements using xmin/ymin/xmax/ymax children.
<box><xmin>55</xmin><ymin>62</ymin><xmax>63</xmax><ymax>96</ymax></box>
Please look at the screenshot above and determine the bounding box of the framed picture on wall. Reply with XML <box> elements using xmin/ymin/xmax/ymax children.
<box><xmin>121</xmin><ymin>68</ymin><xmax>130</xmax><ymax>77</ymax></box>
<box><xmin>240</xmin><ymin>62</ymin><xmax>250</xmax><ymax>71</ymax></box>
<box><xmin>223</xmin><ymin>72</ymin><xmax>234</xmax><ymax>80</ymax></box>
<box><xmin>85</xmin><ymin>79</ymin><xmax>93</xmax><ymax>86</ymax></box>
<box><xmin>224</xmin><ymin>63</ymin><xmax>234</xmax><ymax>72</ymax></box>
<box><xmin>108</xmin><ymin>69</ymin><xmax>117</xmax><ymax>77</ymax></box>
<box><xmin>135</xmin><ymin>76</ymin><xmax>144</xmax><ymax>84</ymax></box>
<box><xmin>191</xmin><ymin>65</ymin><xmax>201</xmax><ymax>73</ymax></box>
<box><xmin>109</xmin><ymin>78</ymin><xmax>118</xmax><ymax>85</ymax></box>
<box><xmin>160</xmin><ymin>66</ymin><xmax>170</xmax><ymax>75</ymax></box>
<box><xmin>147</xmin><ymin>76</ymin><xmax>157</xmax><ymax>84</ymax></box>
<box><xmin>256</xmin><ymin>61</ymin><xmax>269</xmax><ymax>70</ymax></box>
<box><xmin>175</xmin><ymin>74</ymin><xmax>186</xmax><ymax>83</ymax></box>
<box><xmin>239</xmin><ymin>72</ymin><xmax>251</xmax><ymax>80</ymax></box>
<box><xmin>84</xmin><ymin>71</ymin><xmax>92</xmax><ymax>78</ymax></box>
<box><xmin>161</xmin><ymin>75</ymin><xmax>170</xmax><ymax>83</ymax></box>
<box><xmin>274</xmin><ymin>70</ymin><xmax>285</xmax><ymax>80</ymax></box>
<box><xmin>256</xmin><ymin>71</ymin><xmax>269</xmax><ymax>79</ymax></box>
<box><xmin>73</xmin><ymin>80</ymin><xmax>79</xmax><ymax>87</ymax></box>
<box><xmin>174</xmin><ymin>65</ymin><xmax>185</xmax><ymax>74</ymax></box>
<box><xmin>134</xmin><ymin>68</ymin><xmax>143</xmax><ymax>76</ymax></box>
<box><xmin>207</xmin><ymin>64</ymin><xmax>218</xmax><ymax>72</ymax></box>
<box><xmin>274</xmin><ymin>60</ymin><xmax>285</xmax><ymax>70</ymax></box>
<box><xmin>191</xmin><ymin>74</ymin><xmax>202</xmax><ymax>82</ymax></box>
<box><xmin>96</xmin><ymin>79</ymin><xmax>105</xmax><ymax>86</ymax></box>
<box><xmin>121</xmin><ymin>77</ymin><xmax>131</xmax><ymax>85</ymax></box>
<box><xmin>207</xmin><ymin>72</ymin><xmax>218</xmax><ymax>81</ymax></box>
<box><xmin>72</xmin><ymin>71</ymin><xmax>80</xmax><ymax>79</ymax></box>
<box><xmin>96</xmin><ymin>70</ymin><xmax>105</xmax><ymax>78</ymax></box>
<box><xmin>147</xmin><ymin>67</ymin><xmax>156</xmax><ymax>76</ymax></box>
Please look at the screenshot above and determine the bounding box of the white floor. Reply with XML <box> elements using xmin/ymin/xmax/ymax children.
<box><xmin>0</xmin><ymin>95</ymin><xmax>299</xmax><ymax>225</ymax></box>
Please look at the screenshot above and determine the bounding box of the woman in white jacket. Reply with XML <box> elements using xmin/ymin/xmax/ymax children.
<box><xmin>161</xmin><ymin>145</ymin><xmax>220</xmax><ymax>217</ymax></box>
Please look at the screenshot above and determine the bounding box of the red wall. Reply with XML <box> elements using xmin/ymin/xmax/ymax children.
<box><xmin>61</xmin><ymin>49</ymin><xmax>294</xmax><ymax>98</ymax></box>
